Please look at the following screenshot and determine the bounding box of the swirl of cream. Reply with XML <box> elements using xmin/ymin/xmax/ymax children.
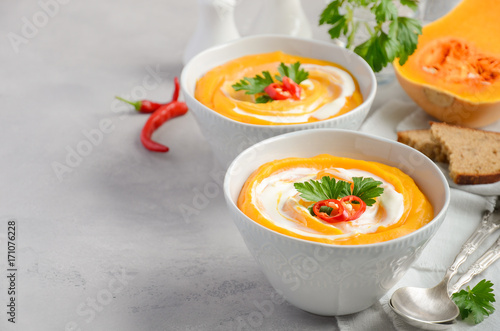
<box><xmin>252</xmin><ymin>167</ymin><xmax>405</xmax><ymax>240</ymax></box>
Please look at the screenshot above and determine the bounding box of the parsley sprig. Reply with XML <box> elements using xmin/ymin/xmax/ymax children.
<box><xmin>350</xmin><ymin>177</ymin><xmax>385</xmax><ymax>206</ymax></box>
<box><xmin>452</xmin><ymin>279</ymin><xmax>496</xmax><ymax>324</ymax></box>
<box><xmin>275</xmin><ymin>62</ymin><xmax>309</xmax><ymax>85</ymax></box>
<box><xmin>294</xmin><ymin>176</ymin><xmax>384</xmax><ymax>207</ymax></box>
<box><xmin>319</xmin><ymin>0</ymin><xmax>422</xmax><ymax>72</ymax></box>
<box><xmin>231</xmin><ymin>62</ymin><xmax>308</xmax><ymax>103</ymax></box>
<box><xmin>232</xmin><ymin>71</ymin><xmax>274</xmax><ymax>95</ymax></box>
<box><xmin>294</xmin><ymin>176</ymin><xmax>350</xmax><ymax>203</ymax></box>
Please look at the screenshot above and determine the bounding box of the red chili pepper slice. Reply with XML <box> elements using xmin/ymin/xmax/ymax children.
<box><xmin>140</xmin><ymin>101</ymin><xmax>188</xmax><ymax>152</ymax></box>
<box><xmin>282</xmin><ymin>76</ymin><xmax>301</xmax><ymax>100</ymax></box>
<box><xmin>116</xmin><ymin>77</ymin><xmax>181</xmax><ymax>113</ymax></box>
<box><xmin>313</xmin><ymin>199</ymin><xmax>349</xmax><ymax>223</ymax></box>
<box><xmin>313</xmin><ymin>196</ymin><xmax>367</xmax><ymax>223</ymax></box>
<box><xmin>264</xmin><ymin>83</ymin><xmax>292</xmax><ymax>100</ymax></box>
<box><xmin>340</xmin><ymin>195</ymin><xmax>367</xmax><ymax>221</ymax></box>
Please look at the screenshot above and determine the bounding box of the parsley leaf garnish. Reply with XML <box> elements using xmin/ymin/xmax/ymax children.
<box><xmin>294</xmin><ymin>176</ymin><xmax>384</xmax><ymax>206</ymax></box>
<box><xmin>319</xmin><ymin>0</ymin><xmax>422</xmax><ymax>72</ymax></box>
<box><xmin>350</xmin><ymin>177</ymin><xmax>385</xmax><ymax>206</ymax></box>
<box><xmin>452</xmin><ymin>279</ymin><xmax>496</xmax><ymax>324</ymax></box>
<box><xmin>232</xmin><ymin>71</ymin><xmax>274</xmax><ymax>95</ymax></box>
<box><xmin>231</xmin><ymin>62</ymin><xmax>309</xmax><ymax>104</ymax></box>
<box><xmin>294</xmin><ymin>176</ymin><xmax>350</xmax><ymax>202</ymax></box>
<box><xmin>275</xmin><ymin>62</ymin><xmax>309</xmax><ymax>85</ymax></box>
<box><xmin>255</xmin><ymin>95</ymin><xmax>274</xmax><ymax>104</ymax></box>
<box><xmin>308</xmin><ymin>204</ymin><xmax>334</xmax><ymax>217</ymax></box>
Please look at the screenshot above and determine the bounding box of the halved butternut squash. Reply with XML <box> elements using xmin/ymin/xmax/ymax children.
<box><xmin>394</xmin><ymin>0</ymin><xmax>500</xmax><ymax>128</ymax></box>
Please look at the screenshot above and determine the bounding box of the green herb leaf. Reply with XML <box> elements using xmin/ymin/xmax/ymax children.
<box><xmin>395</xmin><ymin>17</ymin><xmax>422</xmax><ymax>65</ymax></box>
<box><xmin>275</xmin><ymin>62</ymin><xmax>309</xmax><ymax>84</ymax></box>
<box><xmin>232</xmin><ymin>63</ymin><xmax>309</xmax><ymax>104</ymax></box>
<box><xmin>452</xmin><ymin>279</ymin><xmax>496</xmax><ymax>324</ymax></box>
<box><xmin>372</xmin><ymin>0</ymin><xmax>398</xmax><ymax>23</ymax></box>
<box><xmin>327</xmin><ymin>16</ymin><xmax>349</xmax><ymax>40</ymax></box>
<box><xmin>255</xmin><ymin>95</ymin><xmax>273</xmax><ymax>104</ymax></box>
<box><xmin>294</xmin><ymin>176</ymin><xmax>350</xmax><ymax>202</ymax></box>
<box><xmin>319</xmin><ymin>1</ymin><xmax>343</xmax><ymax>26</ymax></box>
<box><xmin>319</xmin><ymin>0</ymin><xmax>423</xmax><ymax>72</ymax></box>
<box><xmin>308</xmin><ymin>205</ymin><xmax>333</xmax><ymax>216</ymax></box>
<box><xmin>319</xmin><ymin>1</ymin><xmax>348</xmax><ymax>41</ymax></box>
<box><xmin>232</xmin><ymin>71</ymin><xmax>274</xmax><ymax>95</ymax></box>
<box><xmin>400</xmin><ymin>0</ymin><xmax>419</xmax><ymax>11</ymax></box>
<box><xmin>349</xmin><ymin>177</ymin><xmax>384</xmax><ymax>206</ymax></box>
<box><xmin>294</xmin><ymin>175</ymin><xmax>384</xmax><ymax>206</ymax></box>
<box><xmin>354</xmin><ymin>29</ymin><xmax>400</xmax><ymax>73</ymax></box>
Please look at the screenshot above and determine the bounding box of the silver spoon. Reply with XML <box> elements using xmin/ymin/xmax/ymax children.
<box><xmin>390</xmin><ymin>201</ymin><xmax>500</xmax><ymax>329</ymax></box>
<box><xmin>389</xmin><ymin>299</ymin><xmax>456</xmax><ymax>330</ymax></box>
<box><xmin>391</xmin><ymin>233</ymin><xmax>500</xmax><ymax>329</ymax></box>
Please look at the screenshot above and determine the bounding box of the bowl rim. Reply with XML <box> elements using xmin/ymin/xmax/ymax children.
<box><xmin>180</xmin><ymin>34</ymin><xmax>377</xmax><ymax>129</ymax></box>
<box><xmin>223</xmin><ymin>128</ymin><xmax>451</xmax><ymax>249</ymax></box>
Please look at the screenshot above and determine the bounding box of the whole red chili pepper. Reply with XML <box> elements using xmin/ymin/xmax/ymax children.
<box><xmin>171</xmin><ymin>77</ymin><xmax>180</xmax><ymax>102</ymax></box>
<box><xmin>140</xmin><ymin>101</ymin><xmax>188</xmax><ymax>153</ymax></box>
<box><xmin>116</xmin><ymin>77</ymin><xmax>180</xmax><ymax>113</ymax></box>
<box><xmin>115</xmin><ymin>97</ymin><xmax>162</xmax><ymax>113</ymax></box>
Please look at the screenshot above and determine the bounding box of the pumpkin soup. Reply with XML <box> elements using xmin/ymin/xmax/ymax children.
<box><xmin>195</xmin><ymin>51</ymin><xmax>363</xmax><ymax>125</ymax></box>
<box><xmin>238</xmin><ymin>155</ymin><xmax>433</xmax><ymax>245</ymax></box>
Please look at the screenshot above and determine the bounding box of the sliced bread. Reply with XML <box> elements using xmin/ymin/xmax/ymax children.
<box><xmin>397</xmin><ymin>129</ymin><xmax>448</xmax><ymax>163</ymax></box>
<box><xmin>397</xmin><ymin>122</ymin><xmax>500</xmax><ymax>185</ymax></box>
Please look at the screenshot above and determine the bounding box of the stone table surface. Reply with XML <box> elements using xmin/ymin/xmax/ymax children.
<box><xmin>1</xmin><ymin>1</ymin><xmax>413</xmax><ymax>330</ymax></box>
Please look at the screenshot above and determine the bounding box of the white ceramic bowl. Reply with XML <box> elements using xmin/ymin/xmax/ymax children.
<box><xmin>223</xmin><ymin>129</ymin><xmax>450</xmax><ymax>316</ymax></box>
<box><xmin>181</xmin><ymin>35</ymin><xmax>377</xmax><ymax>167</ymax></box>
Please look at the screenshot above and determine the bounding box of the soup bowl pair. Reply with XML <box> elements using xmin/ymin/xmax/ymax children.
<box><xmin>181</xmin><ymin>35</ymin><xmax>449</xmax><ymax>315</ymax></box>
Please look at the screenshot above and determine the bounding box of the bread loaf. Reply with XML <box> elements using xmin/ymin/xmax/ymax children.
<box><xmin>397</xmin><ymin>122</ymin><xmax>500</xmax><ymax>185</ymax></box>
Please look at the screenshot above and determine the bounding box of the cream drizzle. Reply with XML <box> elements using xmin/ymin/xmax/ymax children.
<box><xmin>252</xmin><ymin>167</ymin><xmax>405</xmax><ymax>240</ymax></box>
<box><xmin>230</xmin><ymin>64</ymin><xmax>356</xmax><ymax>124</ymax></box>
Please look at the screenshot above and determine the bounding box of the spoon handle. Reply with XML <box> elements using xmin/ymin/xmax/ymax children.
<box><xmin>449</xmin><ymin>233</ymin><xmax>500</xmax><ymax>295</ymax></box>
<box><xmin>444</xmin><ymin>209</ymin><xmax>500</xmax><ymax>284</ymax></box>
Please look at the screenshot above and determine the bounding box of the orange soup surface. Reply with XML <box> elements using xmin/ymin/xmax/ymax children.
<box><xmin>237</xmin><ymin>155</ymin><xmax>434</xmax><ymax>245</ymax></box>
<box><xmin>195</xmin><ymin>51</ymin><xmax>363</xmax><ymax>125</ymax></box>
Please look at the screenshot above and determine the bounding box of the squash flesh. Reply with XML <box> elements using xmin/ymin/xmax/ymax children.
<box><xmin>395</xmin><ymin>0</ymin><xmax>500</xmax><ymax>103</ymax></box>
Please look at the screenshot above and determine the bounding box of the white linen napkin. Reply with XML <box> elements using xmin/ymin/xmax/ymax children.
<box><xmin>337</xmin><ymin>101</ymin><xmax>500</xmax><ymax>330</ymax></box>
